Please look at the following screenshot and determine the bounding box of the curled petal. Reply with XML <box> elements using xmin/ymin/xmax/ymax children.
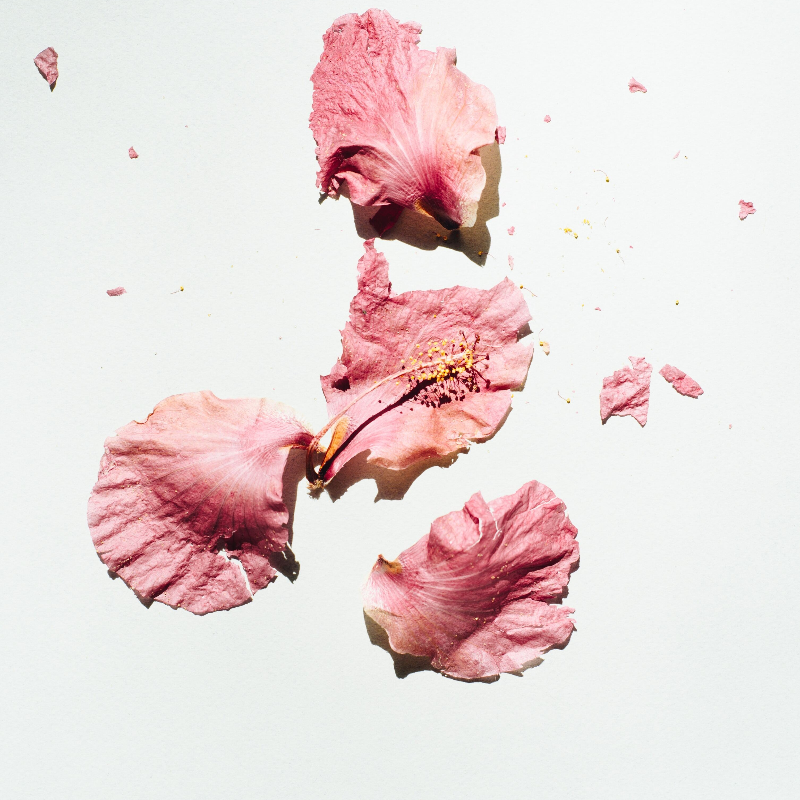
<box><xmin>310</xmin><ymin>9</ymin><xmax>498</xmax><ymax>233</ymax></box>
<box><xmin>88</xmin><ymin>392</ymin><xmax>313</xmax><ymax>614</ymax></box>
<box><xmin>660</xmin><ymin>364</ymin><xmax>703</xmax><ymax>398</ymax></box>
<box><xmin>600</xmin><ymin>356</ymin><xmax>652</xmax><ymax>426</ymax></box>
<box><xmin>314</xmin><ymin>240</ymin><xmax>533</xmax><ymax>484</ymax></box>
<box><xmin>363</xmin><ymin>481</ymin><xmax>579</xmax><ymax>681</ymax></box>
<box><xmin>628</xmin><ymin>77</ymin><xmax>647</xmax><ymax>93</ymax></box>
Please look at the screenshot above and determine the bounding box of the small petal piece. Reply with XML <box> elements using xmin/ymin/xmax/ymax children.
<box><xmin>738</xmin><ymin>200</ymin><xmax>756</xmax><ymax>220</ymax></box>
<box><xmin>659</xmin><ymin>364</ymin><xmax>703</xmax><ymax>398</ymax></box>
<box><xmin>34</xmin><ymin>47</ymin><xmax>58</xmax><ymax>88</ymax></box>
<box><xmin>88</xmin><ymin>391</ymin><xmax>313</xmax><ymax>614</ymax></box>
<box><xmin>600</xmin><ymin>356</ymin><xmax>652</xmax><ymax>426</ymax></box>
<box><xmin>310</xmin><ymin>10</ymin><xmax>498</xmax><ymax>234</ymax></box>
<box><xmin>128</xmin><ymin>147</ymin><xmax>139</xmax><ymax>159</ymax></box>
<box><xmin>495</xmin><ymin>126</ymin><xmax>506</xmax><ymax>144</ymax></box>
<box><xmin>673</xmin><ymin>150</ymin><xmax>680</xmax><ymax>159</ymax></box>
<box><xmin>628</xmin><ymin>77</ymin><xmax>647</xmax><ymax>93</ymax></box>
<box><xmin>314</xmin><ymin>240</ymin><xmax>533</xmax><ymax>484</ymax></box>
<box><xmin>543</xmin><ymin>114</ymin><xmax>551</xmax><ymax>123</ymax></box>
<box><xmin>508</xmin><ymin>255</ymin><xmax>514</xmax><ymax>269</ymax></box>
<box><xmin>106</xmin><ymin>286</ymin><xmax>126</xmax><ymax>296</ymax></box>
<box><xmin>507</xmin><ymin>226</ymin><xmax>515</xmax><ymax>235</ymax></box>
<box><xmin>363</xmin><ymin>480</ymin><xmax>579</xmax><ymax>681</ymax></box>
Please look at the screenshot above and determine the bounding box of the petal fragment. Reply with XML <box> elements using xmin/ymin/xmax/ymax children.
<box><xmin>106</xmin><ymin>286</ymin><xmax>126</xmax><ymax>296</ymax></box>
<box><xmin>628</xmin><ymin>77</ymin><xmax>647</xmax><ymax>93</ymax></box>
<box><xmin>659</xmin><ymin>364</ymin><xmax>703</xmax><ymax>398</ymax></box>
<box><xmin>600</xmin><ymin>356</ymin><xmax>652</xmax><ymax>426</ymax></box>
<box><xmin>363</xmin><ymin>480</ymin><xmax>579</xmax><ymax>680</ymax></box>
<box><xmin>128</xmin><ymin>147</ymin><xmax>139</xmax><ymax>159</ymax></box>
<box><xmin>88</xmin><ymin>391</ymin><xmax>313</xmax><ymax>614</ymax></box>
<box><xmin>315</xmin><ymin>240</ymin><xmax>533</xmax><ymax>483</ymax></box>
<box><xmin>495</xmin><ymin>126</ymin><xmax>506</xmax><ymax>144</ymax></box>
<box><xmin>34</xmin><ymin>47</ymin><xmax>58</xmax><ymax>88</ymax></box>
<box><xmin>738</xmin><ymin>200</ymin><xmax>756</xmax><ymax>220</ymax></box>
<box><xmin>310</xmin><ymin>10</ymin><xmax>499</xmax><ymax>234</ymax></box>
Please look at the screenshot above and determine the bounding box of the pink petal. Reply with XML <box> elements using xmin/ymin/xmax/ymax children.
<box><xmin>738</xmin><ymin>200</ymin><xmax>756</xmax><ymax>220</ymax></box>
<box><xmin>128</xmin><ymin>147</ymin><xmax>139</xmax><ymax>159</ymax></box>
<box><xmin>363</xmin><ymin>480</ymin><xmax>579</xmax><ymax>680</ymax></box>
<box><xmin>673</xmin><ymin>150</ymin><xmax>680</xmax><ymax>159</ymax></box>
<box><xmin>659</xmin><ymin>364</ymin><xmax>703</xmax><ymax>398</ymax></box>
<box><xmin>628</xmin><ymin>77</ymin><xmax>647</xmax><ymax>93</ymax></box>
<box><xmin>312</xmin><ymin>240</ymin><xmax>533</xmax><ymax>485</ymax></box>
<box><xmin>507</xmin><ymin>226</ymin><xmax>515</xmax><ymax>235</ymax></box>
<box><xmin>508</xmin><ymin>255</ymin><xmax>514</xmax><ymax>269</ymax></box>
<box><xmin>88</xmin><ymin>391</ymin><xmax>313</xmax><ymax>614</ymax></box>
<box><xmin>495</xmin><ymin>126</ymin><xmax>506</xmax><ymax>144</ymax></box>
<box><xmin>106</xmin><ymin>286</ymin><xmax>126</xmax><ymax>296</ymax></box>
<box><xmin>543</xmin><ymin>114</ymin><xmax>551</xmax><ymax>123</ymax></box>
<box><xmin>600</xmin><ymin>356</ymin><xmax>652</xmax><ymax>426</ymax></box>
<box><xmin>34</xmin><ymin>47</ymin><xmax>58</xmax><ymax>88</ymax></box>
<box><xmin>310</xmin><ymin>10</ymin><xmax>498</xmax><ymax>234</ymax></box>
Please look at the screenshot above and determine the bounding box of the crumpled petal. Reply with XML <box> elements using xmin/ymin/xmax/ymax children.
<box><xmin>659</xmin><ymin>364</ymin><xmax>703</xmax><ymax>398</ymax></box>
<box><xmin>128</xmin><ymin>147</ymin><xmax>139</xmax><ymax>159</ymax></box>
<box><xmin>600</xmin><ymin>356</ymin><xmax>652</xmax><ymax>426</ymax></box>
<box><xmin>363</xmin><ymin>480</ymin><xmax>579</xmax><ymax>681</ymax></box>
<box><xmin>312</xmin><ymin>240</ymin><xmax>533</xmax><ymax>484</ymax></box>
<box><xmin>628</xmin><ymin>77</ymin><xmax>647</xmax><ymax>93</ymax></box>
<box><xmin>310</xmin><ymin>9</ymin><xmax>498</xmax><ymax>233</ymax></box>
<box><xmin>106</xmin><ymin>286</ymin><xmax>126</xmax><ymax>296</ymax></box>
<box><xmin>738</xmin><ymin>200</ymin><xmax>756</xmax><ymax>220</ymax></box>
<box><xmin>34</xmin><ymin>47</ymin><xmax>58</xmax><ymax>88</ymax></box>
<box><xmin>88</xmin><ymin>391</ymin><xmax>313</xmax><ymax>614</ymax></box>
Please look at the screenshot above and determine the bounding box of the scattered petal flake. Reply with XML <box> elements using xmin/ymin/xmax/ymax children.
<box><xmin>507</xmin><ymin>226</ymin><xmax>515</xmax><ymax>235</ymax></box>
<box><xmin>659</xmin><ymin>364</ymin><xmax>703</xmax><ymax>398</ymax></box>
<box><xmin>600</xmin><ymin>356</ymin><xmax>652</xmax><ymax>426</ymax></box>
<box><xmin>88</xmin><ymin>391</ymin><xmax>314</xmax><ymax>614</ymax></box>
<box><xmin>673</xmin><ymin>150</ymin><xmax>680</xmax><ymax>159</ymax></box>
<box><xmin>594</xmin><ymin>306</ymin><xmax>601</xmax><ymax>311</ymax></box>
<box><xmin>106</xmin><ymin>286</ymin><xmax>126</xmax><ymax>296</ymax></box>
<box><xmin>508</xmin><ymin>255</ymin><xmax>514</xmax><ymax>269</ymax></box>
<box><xmin>363</xmin><ymin>480</ymin><xmax>579</xmax><ymax>681</ymax></box>
<box><xmin>628</xmin><ymin>77</ymin><xmax>647</xmax><ymax>93</ymax></box>
<box><xmin>128</xmin><ymin>147</ymin><xmax>139</xmax><ymax>159</ymax></box>
<box><xmin>311</xmin><ymin>240</ymin><xmax>533</xmax><ymax>486</ymax></box>
<box><xmin>34</xmin><ymin>47</ymin><xmax>58</xmax><ymax>88</ymax></box>
<box><xmin>495</xmin><ymin>126</ymin><xmax>506</xmax><ymax>144</ymax></box>
<box><xmin>738</xmin><ymin>200</ymin><xmax>756</xmax><ymax>220</ymax></box>
<box><xmin>543</xmin><ymin>114</ymin><xmax>551</xmax><ymax>123</ymax></box>
<box><xmin>310</xmin><ymin>10</ymin><xmax>498</xmax><ymax>235</ymax></box>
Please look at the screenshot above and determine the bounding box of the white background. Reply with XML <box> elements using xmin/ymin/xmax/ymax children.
<box><xmin>1</xmin><ymin>1</ymin><xmax>798</xmax><ymax>798</ymax></box>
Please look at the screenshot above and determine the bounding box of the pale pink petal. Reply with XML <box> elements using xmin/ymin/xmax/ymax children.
<box><xmin>600</xmin><ymin>356</ymin><xmax>652</xmax><ymax>426</ymax></box>
<box><xmin>673</xmin><ymin>150</ymin><xmax>680</xmax><ymax>159</ymax></box>
<box><xmin>507</xmin><ymin>226</ymin><xmax>515</xmax><ymax>235</ymax></box>
<box><xmin>628</xmin><ymin>77</ymin><xmax>647</xmax><ymax>93</ymax></box>
<box><xmin>543</xmin><ymin>114</ymin><xmax>551</xmax><ymax>123</ymax></box>
<box><xmin>495</xmin><ymin>126</ymin><xmax>506</xmax><ymax>144</ymax></box>
<box><xmin>88</xmin><ymin>391</ymin><xmax>313</xmax><ymax>614</ymax></box>
<box><xmin>128</xmin><ymin>147</ymin><xmax>139</xmax><ymax>159</ymax></box>
<box><xmin>310</xmin><ymin>10</ymin><xmax>498</xmax><ymax>234</ymax></box>
<box><xmin>106</xmin><ymin>286</ymin><xmax>126</xmax><ymax>296</ymax></box>
<box><xmin>508</xmin><ymin>255</ymin><xmax>514</xmax><ymax>269</ymax></box>
<box><xmin>738</xmin><ymin>200</ymin><xmax>756</xmax><ymax>220</ymax></box>
<box><xmin>594</xmin><ymin>306</ymin><xmax>601</xmax><ymax>311</ymax></box>
<box><xmin>34</xmin><ymin>47</ymin><xmax>58</xmax><ymax>88</ymax></box>
<box><xmin>363</xmin><ymin>480</ymin><xmax>579</xmax><ymax>681</ymax></box>
<box><xmin>311</xmin><ymin>240</ymin><xmax>533</xmax><ymax>485</ymax></box>
<box><xmin>659</xmin><ymin>364</ymin><xmax>703</xmax><ymax>398</ymax></box>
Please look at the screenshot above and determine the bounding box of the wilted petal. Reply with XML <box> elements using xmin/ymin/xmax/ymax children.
<box><xmin>363</xmin><ymin>480</ymin><xmax>579</xmax><ymax>680</ymax></box>
<box><xmin>88</xmin><ymin>391</ymin><xmax>313</xmax><ymax>614</ymax></box>
<box><xmin>738</xmin><ymin>200</ymin><xmax>756</xmax><ymax>220</ymax></box>
<box><xmin>312</xmin><ymin>240</ymin><xmax>533</xmax><ymax>485</ymax></box>
<box><xmin>600</xmin><ymin>356</ymin><xmax>652</xmax><ymax>426</ymax></box>
<box><xmin>34</xmin><ymin>47</ymin><xmax>58</xmax><ymax>88</ymax></box>
<box><xmin>659</xmin><ymin>364</ymin><xmax>703</xmax><ymax>398</ymax></box>
<box><xmin>106</xmin><ymin>286</ymin><xmax>126</xmax><ymax>297</ymax></box>
<box><xmin>310</xmin><ymin>9</ymin><xmax>498</xmax><ymax>234</ymax></box>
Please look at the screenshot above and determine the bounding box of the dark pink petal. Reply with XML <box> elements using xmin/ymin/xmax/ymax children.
<box><xmin>363</xmin><ymin>480</ymin><xmax>579</xmax><ymax>680</ymax></box>
<box><xmin>600</xmin><ymin>356</ymin><xmax>652</xmax><ymax>426</ymax></box>
<box><xmin>88</xmin><ymin>391</ymin><xmax>313</xmax><ymax>614</ymax></box>
<box><xmin>628</xmin><ymin>77</ymin><xmax>647</xmax><ymax>93</ymax></box>
<box><xmin>311</xmin><ymin>240</ymin><xmax>533</xmax><ymax>485</ymax></box>
<box><xmin>34</xmin><ymin>47</ymin><xmax>58</xmax><ymax>88</ymax></box>
<box><xmin>543</xmin><ymin>114</ymin><xmax>551</xmax><ymax>123</ymax></box>
<box><xmin>106</xmin><ymin>286</ymin><xmax>126</xmax><ymax>296</ymax></box>
<box><xmin>738</xmin><ymin>200</ymin><xmax>756</xmax><ymax>220</ymax></box>
<box><xmin>128</xmin><ymin>147</ymin><xmax>139</xmax><ymax>159</ymax></box>
<box><xmin>310</xmin><ymin>10</ymin><xmax>498</xmax><ymax>234</ymax></box>
<box><xmin>495</xmin><ymin>126</ymin><xmax>506</xmax><ymax>144</ymax></box>
<box><xmin>659</xmin><ymin>364</ymin><xmax>703</xmax><ymax>398</ymax></box>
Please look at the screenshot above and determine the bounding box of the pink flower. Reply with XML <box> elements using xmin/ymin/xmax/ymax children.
<box><xmin>310</xmin><ymin>10</ymin><xmax>498</xmax><ymax>235</ymax></box>
<box><xmin>88</xmin><ymin>392</ymin><xmax>313</xmax><ymax>614</ymax></box>
<box><xmin>309</xmin><ymin>240</ymin><xmax>534</xmax><ymax>487</ymax></box>
<box><xmin>600</xmin><ymin>356</ymin><xmax>652</xmax><ymax>426</ymax></box>
<box><xmin>628</xmin><ymin>77</ymin><xmax>647</xmax><ymax>93</ymax></box>
<box><xmin>495</xmin><ymin>126</ymin><xmax>506</xmax><ymax>144</ymax></box>
<box><xmin>363</xmin><ymin>480</ymin><xmax>579</xmax><ymax>681</ymax></box>
<box><xmin>738</xmin><ymin>200</ymin><xmax>756</xmax><ymax>220</ymax></box>
<box><xmin>34</xmin><ymin>47</ymin><xmax>58</xmax><ymax>88</ymax></box>
<box><xmin>128</xmin><ymin>147</ymin><xmax>139</xmax><ymax>159</ymax></box>
<box><xmin>659</xmin><ymin>364</ymin><xmax>703</xmax><ymax>398</ymax></box>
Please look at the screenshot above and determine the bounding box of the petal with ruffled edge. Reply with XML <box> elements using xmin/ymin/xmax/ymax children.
<box><xmin>600</xmin><ymin>356</ymin><xmax>652</xmax><ymax>426</ymax></box>
<box><xmin>312</xmin><ymin>240</ymin><xmax>533</xmax><ymax>485</ymax></box>
<box><xmin>363</xmin><ymin>480</ymin><xmax>579</xmax><ymax>681</ymax></box>
<box><xmin>310</xmin><ymin>9</ymin><xmax>498</xmax><ymax>234</ymax></box>
<box><xmin>88</xmin><ymin>391</ymin><xmax>313</xmax><ymax>614</ymax></box>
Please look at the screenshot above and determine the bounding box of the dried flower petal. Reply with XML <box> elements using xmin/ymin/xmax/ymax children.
<box><xmin>312</xmin><ymin>240</ymin><xmax>533</xmax><ymax>485</ymax></box>
<box><xmin>88</xmin><ymin>391</ymin><xmax>313</xmax><ymax>614</ymax></box>
<box><xmin>628</xmin><ymin>77</ymin><xmax>647</xmax><ymax>93</ymax></box>
<box><xmin>495</xmin><ymin>126</ymin><xmax>506</xmax><ymax>144</ymax></box>
<box><xmin>34</xmin><ymin>47</ymin><xmax>58</xmax><ymax>88</ymax></box>
<box><xmin>738</xmin><ymin>200</ymin><xmax>756</xmax><ymax>220</ymax></box>
<box><xmin>507</xmin><ymin>226</ymin><xmax>515</xmax><ymax>235</ymax></box>
<box><xmin>543</xmin><ymin>114</ymin><xmax>551</xmax><ymax>123</ymax></box>
<box><xmin>600</xmin><ymin>356</ymin><xmax>652</xmax><ymax>426</ymax></box>
<box><xmin>128</xmin><ymin>147</ymin><xmax>139</xmax><ymax>159</ymax></box>
<box><xmin>106</xmin><ymin>286</ymin><xmax>126</xmax><ymax>296</ymax></box>
<box><xmin>310</xmin><ymin>10</ymin><xmax>498</xmax><ymax>234</ymax></box>
<box><xmin>363</xmin><ymin>480</ymin><xmax>579</xmax><ymax>681</ymax></box>
<box><xmin>659</xmin><ymin>364</ymin><xmax>703</xmax><ymax>398</ymax></box>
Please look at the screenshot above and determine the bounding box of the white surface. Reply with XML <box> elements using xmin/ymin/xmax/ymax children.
<box><xmin>1</xmin><ymin>1</ymin><xmax>799</xmax><ymax>798</ymax></box>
